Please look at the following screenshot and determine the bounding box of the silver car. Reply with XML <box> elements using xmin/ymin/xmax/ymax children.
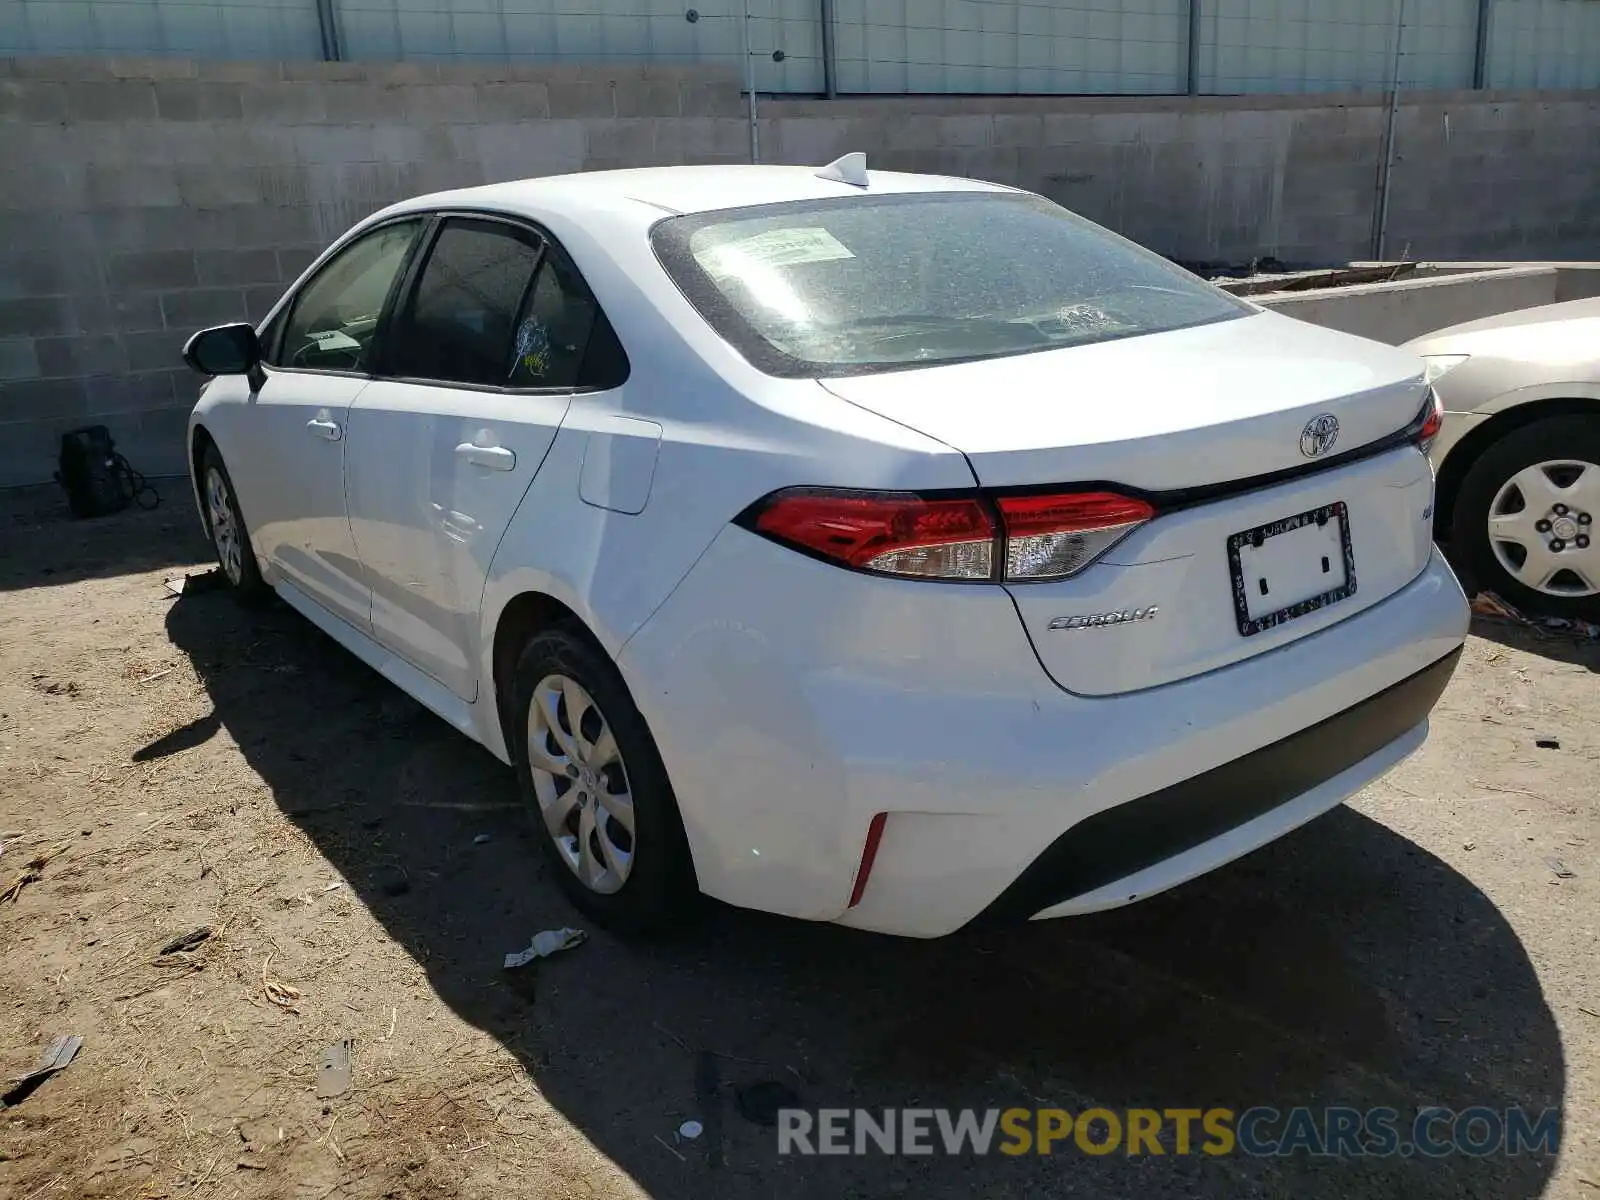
<box><xmin>1410</xmin><ymin>298</ymin><xmax>1600</xmax><ymax>620</ymax></box>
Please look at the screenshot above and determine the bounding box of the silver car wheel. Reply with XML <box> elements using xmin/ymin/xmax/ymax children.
<box><xmin>205</xmin><ymin>465</ymin><xmax>244</xmax><ymax>586</ymax></box>
<box><xmin>526</xmin><ymin>673</ymin><xmax>635</xmax><ymax>895</ymax></box>
<box><xmin>1486</xmin><ymin>458</ymin><xmax>1600</xmax><ymax>597</ymax></box>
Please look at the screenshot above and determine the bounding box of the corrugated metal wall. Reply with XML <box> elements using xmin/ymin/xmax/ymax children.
<box><xmin>1197</xmin><ymin>0</ymin><xmax>1480</xmax><ymax>92</ymax></box>
<box><xmin>829</xmin><ymin>0</ymin><xmax>1188</xmax><ymax>94</ymax></box>
<box><xmin>1488</xmin><ymin>0</ymin><xmax>1600</xmax><ymax>85</ymax></box>
<box><xmin>2</xmin><ymin>0</ymin><xmax>1598</xmax><ymax>93</ymax></box>
<box><xmin>0</xmin><ymin>0</ymin><xmax>324</xmax><ymax>60</ymax></box>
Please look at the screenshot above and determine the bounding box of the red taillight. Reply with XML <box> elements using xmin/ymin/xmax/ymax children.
<box><xmin>752</xmin><ymin>489</ymin><xmax>996</xmax><ymax>580</ymax></box>
<box><xmin>1414</xmin><ymin>389</ymin><xmax>1444</xmax><ymax>452</ymax></box>
<box><xmin>995</xmin><ymin>491</ymin><xmax>1155</xmax><ymax>580</ymax></box>
<box><xmin>744</xmin><ymin>486</ymin><xmax>1153</xmax><ymax>582</ymax></box>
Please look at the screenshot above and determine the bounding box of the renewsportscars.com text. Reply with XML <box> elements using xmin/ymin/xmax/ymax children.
<box><xmin>777</xmin><ymin>1106</ymin><xmax>1560</xmax><ymax>1158</ymax></box>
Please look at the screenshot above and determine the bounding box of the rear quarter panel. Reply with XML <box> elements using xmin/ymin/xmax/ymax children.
<box><xmin>474</xmin><ymin>360</ymin><xmax>977</xmax><ymax>760</ymax></box>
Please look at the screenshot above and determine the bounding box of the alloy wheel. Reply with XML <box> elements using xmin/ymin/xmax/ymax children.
<box><xmin>525</xmin><ymin>673</ymin><xmax>636</xmax><ymax>894</ymax></box>
<box><xmin>1486</xmin><ymin>459</ymin><xmax>1600</xmax><ymax>598</ymax></box>
<box><xmin>206</xmin><ymin>466</ymin><xmax>244</xmax><ymax>586</ymax></box>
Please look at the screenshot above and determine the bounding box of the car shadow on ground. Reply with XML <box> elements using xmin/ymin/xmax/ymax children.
<box><xmin>0</xmin><ymin>482</ymin><xmax>208</xmax><ymax>592</ymax></box>
<box><xmin>160</xmin><ymin>589</ymin><xmax>1564</xmax><ymax>1200</ymax></box>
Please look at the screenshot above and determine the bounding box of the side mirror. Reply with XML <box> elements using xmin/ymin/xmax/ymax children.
<box><xmin>183</xmin><ymin>323</ymin><xmax>261</xmax><ymax>378</ymax></box>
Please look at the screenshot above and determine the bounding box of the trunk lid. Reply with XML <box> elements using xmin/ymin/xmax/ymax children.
<box><xmin>820</xmin><ymin>311</ymin><xmax>1437</xmax><ymax>696</ymax></box>
<box><xmin>819</xmin><ymin>311</ymin><xmax>1426</xmax><ymax>489</ymax></box>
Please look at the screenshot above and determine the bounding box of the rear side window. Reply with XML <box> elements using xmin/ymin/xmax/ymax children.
<box><xmin>519</xmin><ymin>243</ymin><xmax>629</xmax><ymax>390</ymax></box>
<box><xmin>386</xmin><ymin>217</ymin><xmax>630</xmax><ymax>391</ymax></box>
<box><xmin>390</xmin><ymin>218</ymin><xmax>543</xmax><ymax>388</ymax></box>
<box><xmin>651</xmin><ymin>192</ymin><xmax>1251</xmax><ymax>378</ymax></box>
<box><xmin>276</xmin><ymin>219</ymin><xmax>421</xmax><ymax>372</ymax></box>
<box><xmin>511</xmin><ymin>245</ymin><xmax>597</xmax><ymax>389</ymax></box>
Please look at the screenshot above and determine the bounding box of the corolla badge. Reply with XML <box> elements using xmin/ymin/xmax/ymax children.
<box><xmin>1049</xmin><ymin>606</ymin><xmax>1159</xmax><ymax>631</ymax></box>
<box><xmin>1300</xmin><ymin>413</ymin><xmax>1340</xmax><ymax>459</ymax></box>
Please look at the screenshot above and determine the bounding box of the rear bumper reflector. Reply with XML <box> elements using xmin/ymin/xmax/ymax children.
<box><xmin>975</xmin><ymin>646</ymin><xmax>1463</xmax><ymax>923</ymax></box>
<box><xmin>848</xmin><ymin>812</ymin><xmax>888</xmax><ymax>908</ymax></box>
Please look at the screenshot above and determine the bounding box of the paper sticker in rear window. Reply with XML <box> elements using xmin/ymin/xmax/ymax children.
<box><xmin>696</xmin><ymin>226</ymin><xmax>856</xmax><ymax>280</ymax></box>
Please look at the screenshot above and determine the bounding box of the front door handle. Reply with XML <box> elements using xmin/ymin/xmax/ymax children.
<box><xmin>306</xmin><ymin>418</ymin><xmax>342</xmax><ymax>442</ymax></box>
<box><xmin>455</xmin><ymin>442</ymin><xmax>516</xmax><ymax>471</ymax></box>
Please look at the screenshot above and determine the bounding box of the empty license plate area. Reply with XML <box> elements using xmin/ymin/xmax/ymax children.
<box><xmin>1228</xmin><ymin>502</ymin><xmax>1357</xmax><ymax>636</ymax></box>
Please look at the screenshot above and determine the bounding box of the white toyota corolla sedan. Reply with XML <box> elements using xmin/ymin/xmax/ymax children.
<box><xmin>183</xmin><ymin>158</ymin><xmax>1469</xmax><ymax>938</ymax></box>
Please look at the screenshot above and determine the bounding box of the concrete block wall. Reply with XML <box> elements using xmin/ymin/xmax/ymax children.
<box><xmin>1384</xmin><ymin>94</ymin><xmax>1600</xmax><ymax>259</ymax></box>
<box><xmin>762</xmin><ymin>94</ymin><xmax>1385</xmax><ymax>266</ymax></box>
<box><xmin>2</xmin><ymin>57</ymin><xmax>1599</xmax><ymax>486</ymax></box>
<box><xmin>760</xmin><ymin>89</ymin><xmax>1600</xmax><ymax>267</ymax></box>
<box><xmin>0</xmin><ymin>58</ymin><xmax>746</xmax><ymax>486</ymax></box>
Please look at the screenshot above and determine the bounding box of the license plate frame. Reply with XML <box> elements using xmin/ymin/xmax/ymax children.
<box><xmin>1227</xmin><ymin>501</ymin><xmax>1357</xmax><ymax>637</ymax></box>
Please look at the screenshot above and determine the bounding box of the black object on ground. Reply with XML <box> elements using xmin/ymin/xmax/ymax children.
<box><xmin>56</xmin><ymin>426</ymin><xmax>158</xmax><ymax>517</ymax></box>
<box><xmin>2</xmin><ymin>1035</ymin><xmax>83</xmax><ymax>1108</ymax></box>
<box><xmin>159</xmin><ymin>926</ymin><xmax>212</xmax><ymax>955</ymax></box>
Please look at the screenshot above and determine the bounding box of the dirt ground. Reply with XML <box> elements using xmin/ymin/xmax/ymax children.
<box><xmin>1</xmin><ymin>484</ymin><xmax>1597</xmax><ymax>1200</ymax></box>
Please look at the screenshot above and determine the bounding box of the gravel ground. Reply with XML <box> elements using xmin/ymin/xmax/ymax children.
<box><xmin>1</xmin><ymin>486</ymin><xmax>1596</xmax><ymax>1200</ymax></box>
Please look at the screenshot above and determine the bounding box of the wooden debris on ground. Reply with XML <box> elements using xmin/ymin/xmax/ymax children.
<box><xmin>0</xmin><ymin>840</ymin><xmax>73</xmax><ymax>905</ymax></box>
<box><xmin>262</xmin><ymin>955</ymin><xmax>303</xmax><ymax>1014</ymax></box>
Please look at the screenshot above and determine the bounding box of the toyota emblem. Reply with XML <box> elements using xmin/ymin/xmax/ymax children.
<box><xmin>1300</xmin><ymin>413</ymin><xmax>1340</xmax><ymax>459</ymax></box>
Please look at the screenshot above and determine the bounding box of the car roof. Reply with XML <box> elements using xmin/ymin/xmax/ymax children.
<box><xmin>380</xmin><ymin>164</ymin><xmax>1017</xmax><ymax>228</ymax></box>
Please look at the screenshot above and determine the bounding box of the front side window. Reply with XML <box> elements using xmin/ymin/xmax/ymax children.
<box><xmin>651</xmin><ymin>192</ymin><xmax>1252</xmax><ymax>378</ymax></box>
<box><xmin>390</xmin><ymin>218</ymin><xmax>543</xmax><ymax>388</ymax></box>
<box><xmin>276</xmin><ymin>220</ymin><xmax>421</xmax><ymax>372</ymax></box>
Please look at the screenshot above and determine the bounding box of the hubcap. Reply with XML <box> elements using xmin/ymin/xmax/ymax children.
<box><xmin>525</xmin><ymin>674</ymin><xmax>635</xmax><ymax>894</ymax></box>
<box><xmin>1486</xmin><ymin>459</ymin><xmax>1600</xmax><ymax>598</ymax></box>
<box><xmin>205</xmin><ymin>466</ymin><xmax>244</xmax><ymax>585</ymax></box>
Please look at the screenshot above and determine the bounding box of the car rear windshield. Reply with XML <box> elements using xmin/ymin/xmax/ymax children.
<box><xmin>650</xmin><ymin>191</ymin><xmax>1252</xmax><ymax>378</ymax></box>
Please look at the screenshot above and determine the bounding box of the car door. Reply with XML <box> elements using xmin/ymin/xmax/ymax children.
<box><xmin>229</xmin><ymin>217</ymin><xmax>425</xmax><ymax>628</ymax></box>
<box><xmin>345</xmin><ymin>214</ymin><xmax>623</xmax><ymax>700</ymax></box>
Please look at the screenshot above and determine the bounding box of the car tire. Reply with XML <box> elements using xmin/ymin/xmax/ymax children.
<box><xmin>199</xmin><ymin>443</ymin><xmax>271</xmax><ymax>607</ymax></box>
<box><xmin>1450</xmin><ymin>415</ymin><xmax>1600</xmax><ymax>620</ymax></box>
<box><xmin>509</xmin><ymin>624</ymin><xmax>697</xmax><ymax>934</ymax></box>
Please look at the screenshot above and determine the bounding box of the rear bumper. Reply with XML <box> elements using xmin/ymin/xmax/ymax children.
<box><xmin>982</xmin><ymin>645</ymin><xmax>1460</xmax><ymax>924</ymax></box>
<box><xmin>619</xmin><ymin>534</ymin><xmax>1469</xmax><ymax>938</ymax></box>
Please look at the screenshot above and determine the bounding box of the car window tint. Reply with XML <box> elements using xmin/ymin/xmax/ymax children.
<box><xmin>256</xmin><ymin>306</ymin><xmax>286</xmax><ymax>361</ymax></box>
<box><xmin>392</xmin><ymin>219</ymin><xmax>543</xmax><ymax>387</ymax></box>
<box><xmin>578</xmin><ymin>309</ymin><xmax>629</xmax><ymax>390</ymax></box>
<box><xmin>277</xmin><ymin>220</ymin><xmax>420</xmax><ymax>373</ymax></box>
<box><xmin>508</xmin><ymin>245</ymin><xmax>599</xmax><ymax>389</ymax></box>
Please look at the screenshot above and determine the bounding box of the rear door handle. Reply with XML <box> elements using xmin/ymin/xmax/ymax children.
<box><xmin>455</xmin><ymin>442</ymin><xmax>516</xmax><ymax>471</ymax></box>
<box><xmin>306</xmin><ymin>418</ymin><xmax>342</xmax><ymax>442</ymax></box>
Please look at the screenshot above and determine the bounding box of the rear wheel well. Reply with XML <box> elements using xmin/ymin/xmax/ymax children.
<box><xmin>1435</xmin><ymin>397</ymin><xmax>1600</xmax><ymax>540</ymax></box>
<box><xmin>490</xmin><ymin>592</ymin><xmax>607</xmax><ymax>759</ymax></box>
